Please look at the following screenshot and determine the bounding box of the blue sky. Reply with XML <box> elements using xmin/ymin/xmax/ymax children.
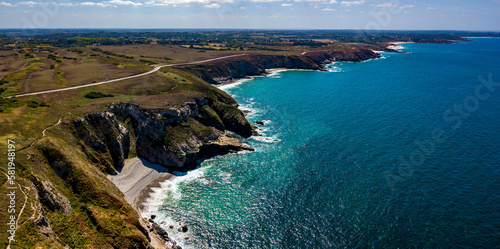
<box><xmin>0</xmin><ymin>0</ymin><xmax>499</xmax><ymax>30</ymax></box>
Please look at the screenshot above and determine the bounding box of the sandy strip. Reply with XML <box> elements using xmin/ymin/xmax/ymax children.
<box><xmin>108</xmin><ymin>157</ymin><xmax>174</xmax><ymax>210</ymax></box>
<box><xmin>265</xmin><ymin>68</ymin><xmax>289</xmax><ymax>74</ymax></box>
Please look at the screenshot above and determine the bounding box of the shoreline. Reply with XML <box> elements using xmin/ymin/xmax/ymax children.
<box><xmin>463</xmin><ymin>36</ymin><xmax>498</xmax><ymax>38</ymax></box>
<box><xmin>108</xmin><ymin>157</ymin><xmax>175</xmax><ymax>211</ymax></box>
<box><xmin>216</xmin><ymin>68</ymin><xmax>291</xmax><ymax>90</ymax></box>
<box><xmin>217</xmin><ymin>67</ymin><xmax>325</xmax><ymax>90</ymax></box>
<box><xmin>392</xmin><ymin>41</ymin><xmax>415</xmax><ymax>45</ymax></box>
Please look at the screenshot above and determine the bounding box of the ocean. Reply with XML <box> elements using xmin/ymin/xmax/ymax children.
<box><xmin>144</xmin><ymin>38</ymin><xmax>500</xmax><ymax>248</ymax></box>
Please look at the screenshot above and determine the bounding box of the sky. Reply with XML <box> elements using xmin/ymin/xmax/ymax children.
<box><xmin>0</xmin><ymin>0</ymin><xmax>499</xmax><ymax>30</ymax></box>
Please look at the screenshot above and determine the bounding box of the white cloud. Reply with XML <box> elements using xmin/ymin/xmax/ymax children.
<box><xmin>81</xmin><ymin>2</ymin><xmax>112</xmax><ymax>7</ymax></box>
<box><xmin>322</xmin><ymin>7</ymin><xmax>335</xmax><ymax>11</ymax></box>
<box><xmin>427</xmin><ymin>7</ymin><xmax>435</xmax><ymax>10</ymax></box>
<box><xmin>281</xmin><ymin>3</ymin><xmax>292</xmax><ymax>6</ymax></box>
<box><xmin>107</xmin><ymin>0</ymin><xmax>143</xmax><ymax>6</ymax></box>
<box><xmin>204</xmin><ymin>3</ymin><xmax>220</xmax><ymax>8</ymax></box>
<box><xmin>294</xmin><ymin>0</ymin><xmax>337</xmax><ymax>2</ymax></box>
<box><xmin>146</xmin><ymin>0</ymin><xmax>233</xmax><ymax>6</ymax></box>
<box><xmin>57</xmin><ymin>2</ymin><xmax>80</xmax><ymax>6</ymax></box>
<box><xmin>373</xmin><ymin>2</ymin><xmax>413</xmax><ymax>9</ymax></box>
<box><xmin>340</xmin><ymin>0</ymin><xmax>364</xmax><ymax>7</ymax></box>
<box><xmin>240</xmin><ymin>6</ymin><xmax>245</xmax><ymax>9</ymax></box>
<box><xmin>250</xmin><ymin>0</ymin><xmax>282</xmax><ymax>2</ymax></box>
<box><xmin>0</xmin><ymin>1</ymin><xmax>13</xmax><ymax>7</ymax></box>
<box><xmin>373</xmin><ymin>2</ymin><xmax>394</xmax><ymax>8</ymax></box>
<box><xmin>18</xmin><ymin>1</ymin><xmax>38</xmax><ymax>6</ymax></box>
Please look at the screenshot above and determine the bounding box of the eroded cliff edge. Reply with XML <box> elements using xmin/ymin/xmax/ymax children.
<box><xmin>71</xmin><ymin>96</ymin><xmax>254</xmax><ymax>174</ymax></box>
<box><xmin>176</xmin><ymin>48</ymin><xmax>380</xmax><ymax>84</ymax></box>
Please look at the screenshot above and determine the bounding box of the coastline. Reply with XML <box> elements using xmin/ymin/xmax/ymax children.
<box><xmin>108</xmin><ymin>157</ymin><xmax>174</xmax><ymax>211</ymax></box>
<box><xmin>463</xmin><ymin>36</ymin><xmax>498</xmax><ymax>38</ymax></box>
<box><xmin>216</xmin><ymin>67</ymin><xmax>291</xmax><ymax>90</ymax></box>
<box><xmin>392</xmin><ymin>41</ymin><xmax>415</xmax><ymax>44</ymax></box>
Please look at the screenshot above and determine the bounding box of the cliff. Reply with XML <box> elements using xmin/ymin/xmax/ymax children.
<box><xmin>175</xmin><ymin>48</ymin><xmax>380</xmax><ymax>84</ymax></box>
<box><xmin>72</xmin><ymin>96</ymin><xmax>254</xmax><ymax>173</ymax></box>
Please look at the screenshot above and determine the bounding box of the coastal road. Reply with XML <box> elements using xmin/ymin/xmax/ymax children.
<box><xmin>10</xmin><ymin>54</ymin><xmax>247</xmax><ymax>98</ymax></box>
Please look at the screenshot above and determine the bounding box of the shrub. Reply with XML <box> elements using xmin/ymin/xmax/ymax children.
<box><xmin>139</xmin><ymin>59</ymin><xmax>156</xmax><ymax>65</ymax></box>
<box><xmin>84</xmin><ymin>91</ymin><xmax>114</xmax><ymax>99</ymax></box>
<box><xmin>27</xmin><ymin>100</ymin><xmax>39</xmax><ymax>108</ymax></box>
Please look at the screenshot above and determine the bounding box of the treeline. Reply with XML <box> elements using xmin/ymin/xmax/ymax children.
<box><xmin>91</xmin><ymin>47</ymin><xmax>134</xmax><ymax>59</ymax></box>
<box><xmin>1</xmin><ymin>30</ymin><xmax>499</xmax><ymax>50</ymax></box>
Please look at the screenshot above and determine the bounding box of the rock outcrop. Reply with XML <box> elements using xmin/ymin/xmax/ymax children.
<box><xmin>71</xmin><ymin>97</ymin><xmax>254</xmax><ymax>172</ymax></box>
<box><xmin>31</xmin><ymin>175</ymin><xmax>72</xmax><ymax>215</ymax></box>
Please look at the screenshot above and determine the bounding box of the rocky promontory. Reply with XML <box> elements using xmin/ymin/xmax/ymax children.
<box><xmin>71</xmin><ymin>96</ymin><xmax>254</xmax><ymax>173</ymax></box>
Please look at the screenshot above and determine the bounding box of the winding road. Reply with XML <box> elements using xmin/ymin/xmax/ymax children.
<box><xmin>10</xmin><ymin>54</ymin><xmax>247</xmax><ymax>98</ymax></box>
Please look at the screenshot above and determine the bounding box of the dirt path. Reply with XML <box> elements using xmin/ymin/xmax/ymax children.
<box><xmin>2</xmin><ymin>172</ymin><xmax>28</xmax><ymax>249</ymax></box>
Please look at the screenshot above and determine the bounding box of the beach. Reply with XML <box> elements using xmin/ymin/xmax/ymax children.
<box><xmin>108</xmin><ymin>157</ymin><xmax>174</xmax><ymax>211</ymax></box>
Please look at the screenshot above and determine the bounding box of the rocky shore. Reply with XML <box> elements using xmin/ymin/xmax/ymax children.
<box><xmin>175</xmin><ymin>48</ymin><xmax>381</xmax><ymax>85</ymax></box>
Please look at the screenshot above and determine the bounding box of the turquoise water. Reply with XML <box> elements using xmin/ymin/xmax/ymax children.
<box><xmin>148</xmin><ymin>38</ymin><xmax>500</xmax><ymax>248</ymax></box>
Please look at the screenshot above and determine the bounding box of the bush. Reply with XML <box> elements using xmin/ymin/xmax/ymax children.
<box><xmin>50</xmin><ymin>65</ymin><xmax>55</xmax><ymax>69</ymax></box>
<box><xmin>39</xmin><ymin>101</ymin><xmax>49</xmax><ymax>107</ymax></box>
<box><xmin>0</xmin><ymin>97</ymin><xmax>23</xmax><ymax>112</ymax></box>
<box><xmin>0</xmin><ymin>79</ymin><xmax>9</xmax><ymax>85</ymax></box>
<box><xmin>70</xmin><ymin>48</ymin><xmax>84</xmax><ymax>54</ymax></box>
<box><xmin>139</xmin><ymin>59</ymin><xmax>156</xmax><ymax>65</ymax></box>
<box><xmin>27</xmin><ymin>100</ymin><xmax>39</xmax><ymax>108</ymax></box>
<box><xmin>84</xmin><ymin>91</ymin><xmax>114</xmax><ymax>99</ymax></box>
<box><xmin>0</xmin><ymin>88</ymin><xmax>5</xmax><ymax>94</ymax></box>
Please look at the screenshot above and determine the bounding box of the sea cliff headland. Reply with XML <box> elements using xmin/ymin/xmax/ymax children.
<box><xmin>0</xmin><ymin>29</ymin><xmax>486</xmax><ymax>248</ymax></box>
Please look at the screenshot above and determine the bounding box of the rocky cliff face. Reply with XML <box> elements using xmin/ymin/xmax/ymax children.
<box><xmin>71</xmin><ymin>96</ymin><xmax>253</xmax><ymax>173</ymax></box>
<box><xmin>176</xmin><ymin>49</ymin><xmax>380</xmax><ymax>84</ymax></box>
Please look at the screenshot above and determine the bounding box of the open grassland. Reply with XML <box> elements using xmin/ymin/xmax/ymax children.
<box><xmin>0</xmin><ymin>45</ymin><xmax>155</xmax><ymax>97</ymax></box>
<box><xmin>96</xmin><ymin>44</ymin><xmax>247</xmax><ymax>64</ymax></box>
<box><xmin>0</xmin><ymin>44</ymin><xmax>295</xmax><ymax>97</ymax></box>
